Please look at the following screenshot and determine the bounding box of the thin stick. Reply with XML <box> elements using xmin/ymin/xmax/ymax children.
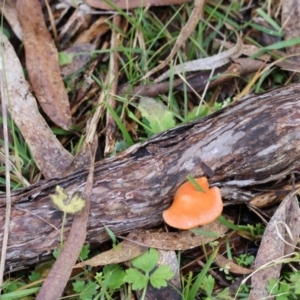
<box><xmin>0</xmin><ymin>31</ymin><xmax>12</xmax><ymax>289</ymax></box>
<box><xmin>104</xmin><ymin>14</ymin><xmax>122</xmax><ymax>156</ymax></box>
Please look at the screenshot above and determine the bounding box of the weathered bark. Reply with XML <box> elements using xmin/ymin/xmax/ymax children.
<box><xmin>2</xmin><ymin>83</ymin><xmax>300</xmax><ymax>271</ymax></box>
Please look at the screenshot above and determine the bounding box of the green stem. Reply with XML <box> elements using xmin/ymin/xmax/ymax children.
<box><xmin>140</xmin><ymin>279</ymin><xmax>149</xmax><ymax>300</ymax></box>
<box><xmin>186</xmin><ymin>174</ymin><xmax>205</xmax><ymax>192</ymax></box>
<box><xmin>60</xmin><ymin>211</ymin><xmax>67</xmax><ymax>246</ymax></box>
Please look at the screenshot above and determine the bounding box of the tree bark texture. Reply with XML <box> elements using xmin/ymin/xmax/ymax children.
<box><xmin>2</xmin><ymin>83</ymin><xmax>300</xmax><ymax>271</ymax></box>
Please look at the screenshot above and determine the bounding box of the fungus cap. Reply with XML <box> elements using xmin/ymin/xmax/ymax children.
<box><xmin>163</xmin><ymin>177</ymin><xmax>223</xmax><ymax>230</ymax></box>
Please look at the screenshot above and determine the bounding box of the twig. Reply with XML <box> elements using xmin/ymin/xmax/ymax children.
<box><xmin>118</xmin><ymin>58</ymin><xmax>264</xmax><ymax>98</ymax></box>
<box><xmin>118</xmin><ymin>77</ymin><xmax>185</xmax><ymax>97</ymax></box>
<box><xmin>154</xmin><ymin>27</ymin><xmax>243</xmax><ymax>83</ymax></box>
<box><xmin>104</xmin><ymin>14</ymin><xmax>122</xmax><ymax>156</ymax></box>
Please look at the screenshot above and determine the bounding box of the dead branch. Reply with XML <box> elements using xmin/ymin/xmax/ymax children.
<box><xmin>2</xmin><ymin>83</ymin><xmax>300</xmax><ymax>271</ymax></box>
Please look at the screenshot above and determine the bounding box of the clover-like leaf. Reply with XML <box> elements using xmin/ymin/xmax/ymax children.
<box><xmin>131</xmin><ymin>248</ymin><xmax>159</xmax><ymax>273</ymax></box>
<box><xmin>124</xmin><ymin>268</ymin><xmax>147</xmax><ymax>290</ymax></box>
<box><xmin>150</xmin><ymin>265</ymin><xmax>174</xmax><ymax>289</ymax></box>
<box><xmin>50</xmin><ymin>185</ymin><xmax>86</xmax><ymax>214</ymax></box>
<box><xmin>103</xmin><ymin>264</ymin><xmax>125</xmax><ymax>290</ymax></box>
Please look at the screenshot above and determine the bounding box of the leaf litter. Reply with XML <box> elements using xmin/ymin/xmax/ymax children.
<box><xmin>17</xmin><ymin>0</ymin><xmax>72</xmax><ymax>130</ymax></box>
<box><xmin>249</xmin><ymin>191</ymin><xmax>300</xmax><ymax>299</ymax></box>
<box><xmin>1</xmin><ymin>0</ymin><xmax>300</xmax><ymax>299</ymax></box>
<box><xmin>1</xmin><ymin>34</ymin><xmax>73</xmax><ymax>179</ymax></box>
<box><xmin>76</xmin><ymin>219</ymin><xmax>229</xmax><ymax>269</ymax></box>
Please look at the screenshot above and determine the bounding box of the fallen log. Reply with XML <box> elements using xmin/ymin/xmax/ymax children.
<box><xmin>2</xmin><ymin>83</ymin><xmax>300</xmax><ymax>271</ymax></box>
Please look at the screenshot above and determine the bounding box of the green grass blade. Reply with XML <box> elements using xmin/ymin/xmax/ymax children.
<box><xmin>105</xmin><ymin>103</ymin><xmax>134</xmax><ymax>146</ymax></box>
<box><xmin>1</xmin><ymin>287</ymin><xmax>40</xmax><ymax>299</ymax></box>
<box><xmin>188</xmin><ymin>246</ymin><xmax>219</xmax><ymax>300</ymax></box>
<box><xmin>251</xmin><ymin>37</ymin><xmax>300</xmax><ymax>58</ymax></box>
<box><xmin>256</xmin><ymin>8</ymin><xmax>281</xmax><ymax>32</ymax></box>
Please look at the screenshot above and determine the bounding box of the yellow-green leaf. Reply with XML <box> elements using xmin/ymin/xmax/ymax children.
<box><xmin>50</xmin><ymin>185</ymin><xmax>86</xmax><ymax>214</ymax></box>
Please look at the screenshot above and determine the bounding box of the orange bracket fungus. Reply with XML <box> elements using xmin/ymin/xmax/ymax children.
<box><xmin>163</xmin><ymin>177</ymin><xmax>223</xmax><ymax>230</ymax></box>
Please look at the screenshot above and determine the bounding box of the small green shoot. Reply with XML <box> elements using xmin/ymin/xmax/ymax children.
<box><xmin>217</xmin><ymin>215</ymin><xmax>264</xmax><ymax>238</ymax></box>
<box><xmin>123</xmin><ymin>248</ymin><xmax>174</xmax><ymax>300</ymax></box>
<box><xmin>50</xmin><ymin>185</ymin><xmax>86</xmax><ymax>245</ymax></box>
<box><xmin>200</xmin><ymin>274</ymin><xmax>215</xmax><ymax>298</ymax></box>
<box><xmin>28</xmin><ymin>271</ymin><xmax>41</xmax><ymax>282</ymax></box>
<box><xmin>267</xmin><ymin>271</ymin><xmax>300</xmax><ymax>299</ymax></box>
<box><xmin>58</xmin><ymin>51</ymin><xmax>74</xmax><ymax>66</ymax></box>
<box><xmin>72</xmin><ymin>280</ymin><xmax>99</xmax><ymax>300</ymax></box>
<box><xmin>79</xmin><ymin>244</ymin><xmax>90</xmax><ymax>261</ymax></box>
<box><xmin>52</xmin><ymin>248</ymin><xmax>60</xmax><ymax>259</ymax></box>
<box><xmin>104</xmin><ymin>225</ymin><xmax>118</xmax><ymax>248</ymax></box>
<box><xmin>219</xmin><ymin>263</ymin><xmax>231</xmax><ymax>275</ymax></box>
<box><xmin>184</xmin><ymin>105</ymin><xmax>210</xmax><ymax>122</ymax></box>
<box><xmin>235</xmin><ymin>254</ymin><xmax>255</xmax><ymax>267</ymax></box>
<box><xmin>95</xmin><ymin>264</ymin><xmax>125</xmax><ymax>300</ymax></box>
<box><xmin>53</xmin><ymin>243</ymin><xmax>90</xmax><ymax>262</ymax></box>
<box><xmin>225</xmin><ymin>238</ymin><xmax>232</xmax><ymax>260</ymax></box>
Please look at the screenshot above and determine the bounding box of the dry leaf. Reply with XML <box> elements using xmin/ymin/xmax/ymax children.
<box><xmin>282</xmin><ymin>0</ymin><xmax>300</xmax><ymax>55</ymax></box>
<box><xmin>75</xmin><ymin>240</ymin><xmax>148</xmax><ymax>267</ymax></box>
<box><xmin>85</xmin><ymin>0</ymin><xmax>190</xmax><ymax>10</ymax></box>
<box><xmin>249</xmin><ymin>191</ymin><xmax>300</xmax><ymax>300</ymax></box>
<box><xmin>121</xmin><ymin>219</ymin><xmax>229</xmax><ymax>250</ymax></box>
<box><xmin>58</xmin><ymin>6</ymin><xmax>92</xmax><ymax>47</ymax></box>
<box><xmin>74</xmin><ymin>16</ymin><xmax>110</xmax><ymax>44</ymax></box>
<box><xmin>36</xmin><ymin>139</ymin><xmax>98</xmax><ymax>300</ymax></box>
<box><xmin>75</xmin><ymin>219</ymin><xmax>228</xmax><ymax>268</ymax></box>
<box><xmin>281</xmin><ymin>0</ymin><xmax>300</xmax><ymax>69</ymax></box>
<box><xmin>215</xmin><ymin>254</ymin><xmax>253</xmax><ymax>275</ymax></box>
<box><xmin>0</xmin><ymin>0</ymin><xmax>22</xmax><ymax>40</ymax></box>
<box><xmin>17</xmin><ymin>0</ymin><xmax>72</xmax><ymax>130</ymax></box>
<box><xmin>1</xmin><ymin>34</ymin><xmax>73</xmax><ymax>178</ymax></box>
